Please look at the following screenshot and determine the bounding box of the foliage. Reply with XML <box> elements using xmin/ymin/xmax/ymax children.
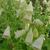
<box><xmin>0</xmin><ymin>0</ymin><xmax>50</xmax><ymax>50</ymax></box>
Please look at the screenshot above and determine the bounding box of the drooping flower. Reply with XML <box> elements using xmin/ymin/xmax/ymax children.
<box><xmin>26</xmin><ymin>1</ymin><xmax>33</xmax><ymax>12</ymax></box>
<box><xmin>33</xmin><ymin>19</ymin><xmax>44</xmax><ymax>26</ymax></box>
<box><xmin>15</xmin><ymin>29</ymin><xmax>25</xmax><ymax>39</ymax></box>
<box><xmin>47</xmin><ymin>0</ymin><xmax>50</xmax><ymax>12</ymax></box>
<box><xmin>20</xmin><ymin>0</ymin><xmax>26</xmax><ymax>3</ymax></box>
<box><xmin>43</xmin><ymin>0</ymin><xmax>47</xmax><ymax>5</ymax></box>
<box><xmin>23</xmin><ymin>1</ymin><xmax>33</xmax><ymax>21</ymax></box>
<box><xmin>25</xmin><ymin>28</ymin><xmax>33</xmax><ymax>45</ymax></box>
<box><xmin>32</xmin><ymin>34</ymin><xmax>45</xmax><ymax>50</ymax></box>
<box><xmin>2</xmin><ymin>26</ymin><xmax>10</xmax><ymax>39</ymax></box>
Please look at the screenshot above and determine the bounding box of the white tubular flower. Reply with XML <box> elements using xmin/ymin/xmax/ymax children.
<box><xmin>43</xmin><ymin>0</ymin><xmax>47</xmax><ymax>5</ymax></box>
<box><xmin>20</xmin><ymin>0</ymin><xmax>26</xmax><ymax>3</ymax></box>
<box><xmin>23</xmin><ymin>1</ymin><xmax>33</xmax><ymax>21</ymax></box>
<box><xmin>2</xmin><ymin>26</ymin><xmax>10</xmax><ymax>39</ymax></box>
<box><xmin>20</xmin><ymin>0</ymin><xmax>27</xmax><ymax>6</ymax></box>
<box><xmin>47</xmin><ymin>7</ymin><xmax>50</xmax><ymax>12</ymax></box>
<box><xmin>26</xmin><ymin>1</ymin><xmax>33</xmax><ymax>12</ymax></box>
<box><xmin>15</xmin><ymin>29</ymin><xmax>25</xmax><ymax>39</ymax></box>
<box><xmin>32</xmin><ymin>34</ymin><xmax>45</xmax><ymax>50</ymax></box>
<box><xmin>33</xmin><ymin>19</ymin><xmax>44</xmax><ymax>26</ymax></box>
<box><xmin>0</xmin><ymin>8</ymin><xmax>4</xmax><ymax>16</ymax></box>
<box><xmin>25</xmin><ymin>28</ymin><xmax>33</xmax><ymax>45</ymax></box>
<box><xmin>47</xmin><ymin>0</ymin><xmax>50</xmax><ymax>12</ymax></box>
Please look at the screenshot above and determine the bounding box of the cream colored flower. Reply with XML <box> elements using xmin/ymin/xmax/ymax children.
<box><xmin>15</xmin><ymin>29</ymin><xmax>25</xmax><ymax>39</ymax></box>
<box><xmin>25</xmin><ymin>28</ymin><xmax>33</xmax><ymax>45</ymax></box>
<box><xmin>23</xmin><ymin>1</ymin><xmax>33</xmax><ymax>21</ymax></box>
<box><xmin>26</xmin><ymin>1</ymin><xmax>33</xmax><ymax>12</ymax></box>
<box><xmin>20</xmin><ymin>0</ymin><xmax>26</xmax><ymax>3</ymax></box>
<box><xmin>33</xmin><ymin>19</ymin><xmax>44</xmax><ymax>26</ymax></box>
<box><xmin>47</xmin><ymin>0</ymin><xmax>50</xmax><ymax>12</ymax></box>
<box><xmin>2</xmin><ymin>26</ymin><xmax>10</xmax><ymax>39</ymax></box>
<box><xmin>43</xmin><ymin>0</ymin><xmax>47</xmax><ymax>5</ymax></box>
<box><xmin>32</xmin><ymin>34</ymin><xmax>45</xmax><ymax>50</ymax></box>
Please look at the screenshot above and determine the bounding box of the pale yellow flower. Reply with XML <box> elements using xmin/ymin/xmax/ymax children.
<box><xmin>23</xmin><ymin>1</ymin><xmax>33</xmax><ymax>21</ymax></box>
<box><xmin>43</xmin><ymin>0</ymin><xmax>47</xmax><ymax>5</ymax></box>
<box><xmin>33</xmin><ymin>19</ymin><xmax>44</xmax><ymax>26</ymax></box>
<box><xmin>32</xmin><ymin>34</ymin><xmax>45</xmax><ymax>50</ymax></box>
<box><xmin>2</xmin><ymin>26</ymin><xmax>10</xmax><ymax>39</ymax></box>
<box><xmin>25</xmin><ymin>28</ymin><xmax>33</xmax><ymax>45</ymax></box>
<box><xmin>47</xmin><ymin>0</ymin><xmax>50</xmax><ymax>12</ymax></box>
<box><xmin>15</xmin><ymin>29</ymin><xmax>25</xmax><ymax>39</ymax></box>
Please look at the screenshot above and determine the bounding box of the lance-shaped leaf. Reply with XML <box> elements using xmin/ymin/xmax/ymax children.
<box><xmin>2</xmin><ymin>26</ymin><xmax>10</xmax><ymax>39</ymax></box>
<box><xmin>25</xmin><ymin>28</ymin><xmax>33</xmax><ymax>45</ymax></box>
<box><xmin>25</xmin><ymin>23</ymin><xmax>30</xmax><ymax>31</ymax></box>
<box><xmin>33</xmin><ymin>19</ymin><xmax>44</xmax><ymax>26</ymax></box>
<box><xmin>23</xmin><ymin>1</ymin><xmax>33</xmax><ymax>21</ymax></box>
<box><xmin>32</xmin><ymin>34</ymin><xmax>45</xmax><ymax>50</ymax></box>
<box><xmin>33</xmin><ymin>27</ymin><xmax>39</xmax><ymax>38</ymax></box>
<box><xmin>15</xmin><ymin>29</ymin><xmax>25</xmax><ymax>39</ymax></box>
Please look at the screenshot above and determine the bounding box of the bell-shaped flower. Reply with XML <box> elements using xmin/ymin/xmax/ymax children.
<box><xmin>32</xmin><ymin>34</ymin><xmax>45</xmax><ymax>50</ymax></box>
<box><xmin>43</xmin><ymin>0</ymin><xmax>47</xmax><ymax>5</ymax></box>
<box><xmin>20</xmin><ymin>0</ymin><xmax>26</xmax><ymax>3</ymax></box>
<box><xmin>26</xmin><ymin>1</ymin><xmax>33</xmax><ymax>12</ymax></box>
<box><xmin>20</xmin><ymin>0</ymin><xmax>27</xmax><ymax>6</ymax></box>
<box><xmin>47</xmin><ymin>0</ymin><xmax>50</xmax><ymax>12</ymax></box>
<box><xmin>33</xmin><ymin>19</ymin><xmax>44</xmax><ymax>26</ymax></box>
<box><xmin>2</xmin><ymin>26</ymin><xmax>10</xmax><ymax>39</ymax></box>
<box><xmin>25</xmin><ymin>28</ymin><xmax>33</xmax><ymax>45</ymax></box>
<box><xmin>23</xmin><ymin>1</ymin><xmax>33</xmax><ymax>21</ymax></box>
<box><xmin>15</xmin><ymin>29</ymin><xmax>25</xmax><ymax>39</ymax></box>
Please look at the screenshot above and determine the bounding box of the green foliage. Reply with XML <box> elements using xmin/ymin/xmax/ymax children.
<box><xmin>0</xmin><ymin>0</ymin><xmax>50</xmax><ymax>50</ymax></box>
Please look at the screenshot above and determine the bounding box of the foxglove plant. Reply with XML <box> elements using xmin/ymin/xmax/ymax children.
<box><xmin>0</xmin><ymin>0</ymin><xmax>50</xmax><ymax>50</ymax></box>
